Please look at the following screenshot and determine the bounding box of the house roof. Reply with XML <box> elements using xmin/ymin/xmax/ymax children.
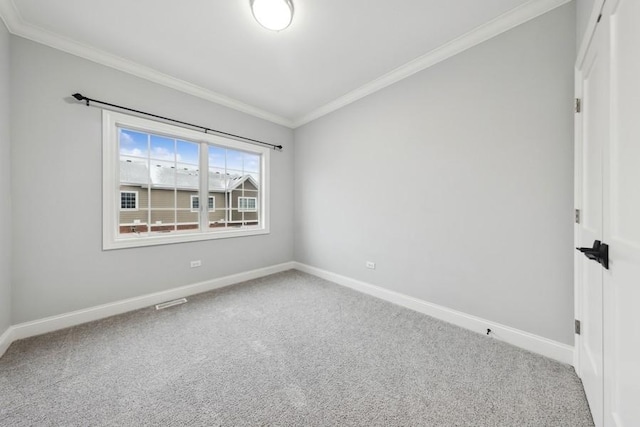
<box><xmin>119</xmin><ymin>159</ymin><xmax>257</xmax><ymax>192</ymax></box>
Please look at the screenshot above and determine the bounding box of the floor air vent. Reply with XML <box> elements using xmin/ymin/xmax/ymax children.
<box><xmin>155</xmin><ymin>298</ymin><xmax>188</xmax><ymax>310</ymax></box>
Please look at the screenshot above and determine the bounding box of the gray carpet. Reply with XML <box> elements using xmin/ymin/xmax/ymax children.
<box><xmin>0</xmin><ymin>270</ymin><xmax>593</xmax><ymax>426</ymax></box>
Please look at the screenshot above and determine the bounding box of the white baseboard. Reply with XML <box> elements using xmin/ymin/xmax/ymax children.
<box><xmin>0</xmin><ymin>262</ymin><xmax>295</xmax><ymax>358</ymax></box>
<box><xmin>0</xmin><ymin>326</ymin><xmax>13</xmax><ymax>358</ymax></box>
<box><xmin>1</xmin><ymin>261</ymin><xmax>574</xmax><ymax>366</ymax></box>
<box><xmin>293</xmin><ymin>262</ymin><xmax>574</xmax><ymax>365</ymax></box>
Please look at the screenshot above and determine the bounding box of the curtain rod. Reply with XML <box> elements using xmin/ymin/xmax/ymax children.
<box><xmin>71</xmin><ymin>93</ymin><xmax>283</xmax><ymax>151</ymax></box>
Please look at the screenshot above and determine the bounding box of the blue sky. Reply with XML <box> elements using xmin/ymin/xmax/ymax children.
<box><xmin>119</xmin><ymin>128</ymin><xmax>260</xmax><ymax>173</ymax></box>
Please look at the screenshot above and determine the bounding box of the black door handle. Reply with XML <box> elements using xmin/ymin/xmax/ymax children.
<box><xmin>577</xmin><ymin>240</ymin><xmax>609</xmax><ymax>270</ymax></box>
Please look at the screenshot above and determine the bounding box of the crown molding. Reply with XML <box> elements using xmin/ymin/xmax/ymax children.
<box><xmin>1</xmin><ymin>0</ymin><xmax>570</xmax><ymax>130</ymax></box>
<box><xmin>292</xmin><ymin>0</ymin><xmax>572</xmax><ymax>128</ymax></box>
<box><xmin>0</xmin><ymin>0</ymin><xmax>295</xmax><ymax>128</ymax></box>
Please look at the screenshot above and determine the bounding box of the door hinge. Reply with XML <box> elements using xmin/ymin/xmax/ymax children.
<box><xmin>575</xmin><ymin>98</ymin><xmax>581</xmax><ymax>113</ymax></box>
<box><xmin>575</xmin><ymin>209</ymin><xmax>581</xmax><ymax>224</ymax></box>
<box><xmin>575</xmin><ymin>319</ymin><xmax>581</xmax><ymax>335</ymax></box>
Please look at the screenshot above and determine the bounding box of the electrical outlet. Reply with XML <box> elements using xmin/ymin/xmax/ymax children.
<box><xmin>190</xmin><ymin>260</ymin><xmax>202</xmax><ymax>268</ymax></box>
<box><xmin>366</xmin><ymin>261</ymin><xmax>376</xmax><ymax>269</ymax></box>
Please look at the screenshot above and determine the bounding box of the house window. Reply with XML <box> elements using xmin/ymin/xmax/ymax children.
<box><xmin>191</xmin><ymin>195</ymin><xmax>215</xmax><ymax>212</ymax></box>
<box><xmin>238</xmin><ymin>197</ymin><xmax>257</xmax><ymax>212</ymax></box>
<box><xmin>120</xmin><ymin>191</ymin><xmax>138</xmax><ymax>210</ymax></box>
<box><xmin>103</xmin><ymin>110</ymin><xmax>270</xmax><ymax>250</ymax></box>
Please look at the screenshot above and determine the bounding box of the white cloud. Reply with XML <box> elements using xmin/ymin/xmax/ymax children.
<box><xmin>120</xmin><ymin>132</ymin><xmax>135</xmax><ymax>145</ymax></box>
<box><xmin>120</xmin><ymin>147</ymin><xmax>184</xmax><ymax>162</ymax></box>
<box><xmin>120</xmin><ymin>147</ymin><xmax>143</xmax><ymax>157</ymax></box>
<box><xmin>151</xmin><ymin>147</ymin><xmax>182</xmax><ymax>162</ymax></box>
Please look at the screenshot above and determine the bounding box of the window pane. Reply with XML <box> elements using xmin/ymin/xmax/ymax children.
<box><xmin>175</xmin><ymin>162</ymin><xmax>200</xmax><ymax>232</ymax></box>
<box><xmin>149</xmin><ymin>167</ymin><xmax>177</xmax><ymax>233</ymax></box>
<box><xmin>119</xmin><ymin>186</ymin><xmax>148</xmax><ymax>234</ymax></box>
<box><xmin>209</xmin><ymin>146</ymin><xmax>226</xmax><ymax>169</ymax></box>
<box><xmin>119</xmin><ymin>129</ymin><xmax>150</xmax><ymax>235</ymax></box>
<box><xmin>248</xmin><ymin>172</ymin><xmax>260</xmax><ymax>187</ymax></box>
<box><xmin>243</xmin><ymin>153</ymin><xmax>260</xmax><ymax>173</ymax></box>
<box><xmin>177</xmin><ymin>140</ymin><xmax>199</xmax><ymax>166</ymax></box>
<box><xmin>243</xmin><ymin>210</ymin><xmax>259</xmax><ymax>223</ymax></box>
<box><xmin>177</xmin><ymin>190</ymin><xmax>199</xmax><ymax>231</ymax></box>
<box><xmin>119</xmin><ymin>129</ymin><xmax>148</xmax><ymax>158</ymax></box>
<box><xmin>150</xmin><ymin>135</ymin><xmax>175</xmax><ymax>161</ymax></box>
<box><xmin>208</xmin><ymin>167</ymin><xmax>227</xmax><ymax>229</ymax></box>
<box><xmin>207</xmin><ymin>192</ymin><xmax>226</xmax><ymax>229</ymax></box>
<box><xmin>226</xmin><ymin>150</ymin><xmax>244</xmax><ymax>171</ymax></box>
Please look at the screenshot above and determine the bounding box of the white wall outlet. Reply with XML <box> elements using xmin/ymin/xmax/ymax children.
<box><xmin>190</xmin><ymin>260</ymin><xmax>202</xmax><ymax>268</ymax></box>
<box><xmin>366</xmin><ymin>261</ymin><xmax>376</xmax><ymax>269</ymax></box>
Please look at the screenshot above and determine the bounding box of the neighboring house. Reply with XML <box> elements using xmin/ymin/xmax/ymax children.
<box><xmin>119</xmin><ymin>159</ymin><xmax>259</xmax><ymax>233</ymax></box>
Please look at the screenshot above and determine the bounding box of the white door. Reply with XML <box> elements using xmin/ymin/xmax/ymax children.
<box><xmin>602</xmin><ymin>0</ymin><xmax>640</xmax><ymax>425</ymax></box>
<box><xmin>577</xmin><ymin>9</ymin><xmax>608</xmax><ymax>425</ymax></box>
<box><xmin>577</xmin><ymin>1</ymin><xmax>640</xmax><ymax>426</ymax></box>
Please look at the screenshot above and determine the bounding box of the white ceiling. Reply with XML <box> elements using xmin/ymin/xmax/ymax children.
<box><xmin>0</xmin><ymin>0</ymin><xmax>569</xmax><ymax>127</ymax></box>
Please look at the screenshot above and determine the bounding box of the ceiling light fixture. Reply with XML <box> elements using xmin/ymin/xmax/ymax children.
<box><xmin>250</xmin><ymin>0</ymin><xmax>294</xmax><ymax>31</ymax></box>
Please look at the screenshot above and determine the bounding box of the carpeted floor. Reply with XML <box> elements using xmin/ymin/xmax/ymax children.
<box><xmin>0</xmin><ymin>270</ymin><xmax>593</xmax><ymax>426</ymax></box>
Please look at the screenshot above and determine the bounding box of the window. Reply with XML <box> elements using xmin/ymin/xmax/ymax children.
<box><xmin>120</xmin><ymin>191</ymin><xmax>138</xmax><ymax>210</ymax></box>
<box><xmin>103</xmin><ymin>111</ymin><xmax>270</xmax><ymax>250</ymax></box>
<box><xmin>238</xmin><ymin>197</ymin><xmax>257</xmax><ymax>212</ymax></box>
<box><xmin>191</xmin><ymin>195</ymin><xmax>215</xmax><ymax>212</ymax></box>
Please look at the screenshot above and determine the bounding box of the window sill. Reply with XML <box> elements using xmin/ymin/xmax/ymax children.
<box><xmin>103</xmin><ymin>226</ymin><xmax>269</xmax><ymax>250</ymax></box>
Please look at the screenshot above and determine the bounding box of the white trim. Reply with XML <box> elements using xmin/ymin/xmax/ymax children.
<box><xmin>0</xmin><ymin>261</ymin><xmax>574</xmax><ymax>364</ymax></box>
<box><xmin>238</xmin><ymin>196</ymin><xmax>258</xmax><ymax>212</ymax></box>
<box><xmin>575</xmin><ymin>0</ymin><xmax>607</xmax><ymax>71</ymax></box>
<box><xmin>190</xmin><ymin>194</ymin><xmax>199</xmax><ymax>213</ymax></box>
<box><xmin>190</xmin><ymin>195</ymin><xmax>215</xmax><ymax>213</ymax></box>
<box><xmin>0</xmin><ymin>0</ymin><xmax>293</xmax><ymax>128</ymax></box>
<box><xmin>104</xmin><ymin>110</ymin><xmax>270</xmax><ymax>250</ymax></box>
<box><xmin>0</xmin><ymin>327</ymin><xmax>14</xmax><ymax>358</ymax></box>
<box><xmin>0</xmin><ymin>0</ymin><xmax>569</xmax><ymax>129</ymax></box>
<box><xmin>120</xmin><ymin>190</ymin><xmax>139</xmax><ymax>211</ymax></box>
<box><xmin>0</xmin><ymin>262</ymin><xmax>295</xmax><ymax>355</ymax></box>
<box><xmin>293</xmin><ymin>262</ymin><xmax>575</xmax><ymax>365</ymax></box>
<box><xmin>292</xmin><ymin>0</ymin><xmax>571</xmax><ymax>127</ymax></box>
<box><xmin>574</xmin><ymin>67</ymin><xmax>584</xmax><ymax>372</ymax></box>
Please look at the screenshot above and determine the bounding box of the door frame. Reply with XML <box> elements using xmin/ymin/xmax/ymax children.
<box><xmin>574</xmin><ymin>0</ymin><xmax>607</xmax><ymax>373</ymax></box>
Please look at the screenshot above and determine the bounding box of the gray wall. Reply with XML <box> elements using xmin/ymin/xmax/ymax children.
<box><xmin>0</xmin><ymin>21</ymin><xmax>11</xmax><ymax>335</ymax></box>
<box><xmin>576</xmin><ymin>0</ymin><xmax>597</xmax><ymax>48</ymax></box>
<box><xmin>294</xmin><ymin>4</ymin><xmax>576</xmax><ymax>344</ymax></box>
<box><xmin>10</xmin><ymin>37</ymin><xmax>294</xmax><ymax>323</ymax></box>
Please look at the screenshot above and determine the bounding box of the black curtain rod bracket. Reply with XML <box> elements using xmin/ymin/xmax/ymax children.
<box><xmin>71</xmin><ymin>93</ymin><xmax>283</xmax><ymax>151</ymax></box>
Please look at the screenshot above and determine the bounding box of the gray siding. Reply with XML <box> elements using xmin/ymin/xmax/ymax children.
<box><xmin>119</xmin><ymin>185</ymin><xmax>260</xmax><ymax>230</ymax></box>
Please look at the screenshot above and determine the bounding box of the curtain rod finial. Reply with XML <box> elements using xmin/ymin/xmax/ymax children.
<box><xmin>72</xmin><ymin>93</ymin><xmax>89</xmax><ymax>106</ymax></box>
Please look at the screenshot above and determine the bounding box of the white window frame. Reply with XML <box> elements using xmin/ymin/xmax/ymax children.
<box><xmin>190</xmin><ymin>194</ymin><xmax>199</xmax><ymax>213</ymax></box>
<box><xmin>191</xmin><ymin>195</ymin><xmax>215</xmax><ymax>212</ymax></box>
<box><xmin>103</xmin><ymin>111</ymin><xmax>270</xmax><ymax>250</ymax></box>
<box><xmin>120</xmin><ymin>191</ymin><xmax>139</xmax><ymax>211</ymax></box>
<box><xmin>238</xmin><ymin>197</ymin><xmax>258</xmax><ymax>212</ymax></box>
